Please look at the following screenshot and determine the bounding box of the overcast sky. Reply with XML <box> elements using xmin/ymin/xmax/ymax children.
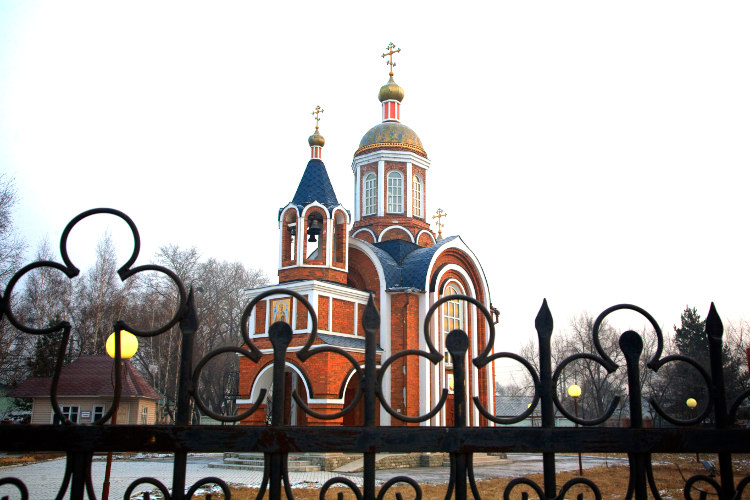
<box><xmin>1</xmin><ymin>2</ymin><xmax>749</xmax><ymax>372</ymax></box>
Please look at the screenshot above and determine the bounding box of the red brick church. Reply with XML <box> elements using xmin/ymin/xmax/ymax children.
<box><xmin>237</xmin><ymin>46</ymin><xmax>495</xmax><ymax>427</ymax></box>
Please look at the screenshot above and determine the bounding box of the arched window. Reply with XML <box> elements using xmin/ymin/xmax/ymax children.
<box><xmin>363</xmin><ymin>173</ymin><xmax>377</xmax><ymax>216</ymax></box>
<box><xmin>412</xmin><ymin>174</ymin><xmax>423</xmax><ymax>218</ymax></box>
<box><xmin>442</xmin><ymin>284</ymin><xmax>463</xmax><ymax>365</ymax></box>
<box><xmin>387</xmin><ymin>171</ymin><xmax>403</xmax><ymax>213</ymax></box>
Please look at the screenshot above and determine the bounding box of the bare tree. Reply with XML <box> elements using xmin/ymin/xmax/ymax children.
<box><xmin>130</xmin><ymin>245</ymin><xmax>269</xmax><ymax>421</ymax></box>
<box><xmin>70</xmin><ymin>235</ymin><xmax>140</xmax><ymax>356</ymax></box>
<box><xmin>191</xmin><ymin>258</ymin><xmax>269</xmax><ymax>414</ymax></box>
<box><xmin>0</xmin><ymin>174</ymin><xmax>26</xmax><ymax>286</ymax></box>
<box><xmin>14</xmin><ymin>240</ymin><xmax>75</xmax><ymax>380</ymax></box>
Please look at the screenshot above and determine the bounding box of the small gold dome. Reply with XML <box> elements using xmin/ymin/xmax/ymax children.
<box><xmin>378</xmin><ymin>76</ymin><xmax>405</xmax><ymax>103</ymax></box>
<box><xmin>308</xmin><ymin>130</ymin><xmax>325</xmax><ymax>147</ymax></box>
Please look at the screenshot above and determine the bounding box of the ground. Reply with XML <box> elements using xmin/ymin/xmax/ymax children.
<box><xmin>0</xmin><ymin>453</ymin><xmax>748</xmax><ymax>499</ymax></box>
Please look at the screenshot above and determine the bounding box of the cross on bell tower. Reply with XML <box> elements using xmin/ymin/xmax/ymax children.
<box><xmin>308</xmin><ymin>106</ymin><xmax>325</xmax><ymax>159</ymax></box>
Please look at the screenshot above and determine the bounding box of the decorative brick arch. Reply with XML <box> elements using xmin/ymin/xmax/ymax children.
<box><xmin>416</xmin><ymin>230</ymin><xmax>436</xmax><ymax>247</ymax></box>
<box><xmin>331</xmin><ymin>208</ymin><xmax>348</xmax><ymax>269</ymax></box>
<box><xmin>379</xmin><ymin>225</ymin><xmax>414</xmax><ymax>243</ymax></box>
<box><xmin>280</xmin><ymin>206</ymin><xmax>300</xmax><ymax>266</ymax></box>
<box><xmin>352</xmin><ymin>228</ymin><xmax>376</xmax><ymax>244</ymax></box>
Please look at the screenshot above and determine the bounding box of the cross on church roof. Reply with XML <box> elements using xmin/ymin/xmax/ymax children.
<box><xmin>382</xmin><ymin>42</ymin><xmax>401</xmax><ymax>76</ymax></box>
<box><xmin>311</xmin><ymin>106</ymin><xmax>324</xmax><ymax>130</ymax></box>
<box><xmin>433</xmin><ymin>208</ymin><xmax>447</xmax><ymax>238</ymax></box>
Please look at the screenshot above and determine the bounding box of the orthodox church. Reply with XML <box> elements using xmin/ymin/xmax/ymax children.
<box><xmin>237</xmin><ymin>45</ymin><xmax>495</xmax><ymax>427</ymax></box>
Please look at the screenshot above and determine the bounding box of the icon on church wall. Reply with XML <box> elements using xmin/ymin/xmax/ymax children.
<box><xmin>270</xmin><ymin>298</ymin><xmax>292</xmax><ymax>325</ymax></box>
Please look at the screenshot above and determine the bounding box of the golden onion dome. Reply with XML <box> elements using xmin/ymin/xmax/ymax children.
<box><xmin>354</xmin><ymin>122</ymin><xmax>426</xmax><ymax>157</ymax></box>
<box><xmin>378</xmin><ymin>76</ymin><xmax>405</xmax><ymax>103</ymax></box>
<box><xmin>308</xmin><ymin>129</ymin><xmax>325</xmax><ymax>147</ymax></box>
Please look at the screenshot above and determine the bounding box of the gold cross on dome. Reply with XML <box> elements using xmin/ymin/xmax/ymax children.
<box><xmin>382</xmin><ymin>42</ymin><xmax>401</xmax><ymax>76</ymax></box>
<box><xmin>311</xmin><ymin>106</ymin><xmax>324</xmax><ymax>130</ymax></box>
<box><xmin>433</xmin><ymin>208</ymin><xmax>447</xmax><ymax>237</ymax></box>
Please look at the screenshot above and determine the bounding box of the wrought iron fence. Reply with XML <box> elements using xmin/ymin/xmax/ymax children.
<box><xmin>0</xmin><ymin>208</ymin><xmax>748</xmax><ymax>500</ymax></box>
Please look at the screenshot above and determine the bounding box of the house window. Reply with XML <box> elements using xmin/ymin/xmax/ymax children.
<box><xmin>53</xmin><ymin>405</ymin><xmax>79</xmax><ymax>424</ymax></box>
<box><xmin>387</xmin><ymin>171</ymin><xmax>403</xmax><ymax>213</ymax></box>
<box><xmin>412</xmin><ymin>174</ymin><xmax>423</xmax><ymax>217</ymax></box>
<box><xmin>364</xmin><ymin>173</ymin><xmax>377</xmax><ymax>215</ymax></box>
<box><xmin>141</xmin><ymin>407</ymin><xmax>149</xmax><ymax>424</ymax></box>
<box><xmin>442</xmin><ymin>285</ymin><xmax>463</xmax><ymax>365</ymax></box>
<box><xmin>93</xmin><ymin>405</ymin><xmax>105</xmax><ymax>422</ymax></box>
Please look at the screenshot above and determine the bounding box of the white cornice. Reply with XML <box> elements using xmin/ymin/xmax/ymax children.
<box><xmin>245</xmin><ymin>280</ymin><xmax>371</xmax><ymax>303</ymax></box>
<box><xmin>351</xmin><ymin>149</ymin><xmax>431</xmax><ymax>172</ymax></box>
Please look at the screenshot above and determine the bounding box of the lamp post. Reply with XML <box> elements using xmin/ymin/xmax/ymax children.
<box><xmin>102</xmin><ymin>330</ymin><xmax>138</xmax><ymax>500</ymax></box>
<box><xmin>568</xmin><ymin>384</ymin><xmax>583</xmax><ymax>476</ymax></box>
<box><xmin>686</xmin><ymin>397</ymin><xmax>699</xmax><ymax>463</ymax></box>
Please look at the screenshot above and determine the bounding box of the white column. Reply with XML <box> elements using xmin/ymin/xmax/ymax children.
<box><xmin>377</xmin><ymin>161</ymin><xmax>385</xmax><ymax>217</ymax></box>
<box><xmin>418</xmin><ymin>292</ymin><xmax>430</xmax><ymax>424</ymax></box>
<box><xmin>297</xmin><ymin>215</ymin><xmax>304</xmax><ymax>265</ymax></box>
<box><xmin>278</xmin><ymin>222</ymin><xmax>284</xmax><ymax>270</ymax></box>
<box><xmin>325</xmin><ymin>217</ymin><xmax>333</xmax><ymax>265</ymax></box>
<box><xmin>406</xmin><ymin>162</ymin><xmax>413</xmax><ymax>217</ymax></box>
<box><xmin>354</xmin><ymin>168</ymin><xmax>361</xmax><ymax>222</ymax></box>
<box><xmin>380</xmin><ymin>290</ymin><xmax>391</xmax><ymax>425</ymax></box>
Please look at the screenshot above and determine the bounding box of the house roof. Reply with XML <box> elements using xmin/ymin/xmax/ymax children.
<box><xmin>9</xmin><ymin>355</ymin><xmax>160</xmax><ymax>400</ymax></box>
<box><xmin>495</xmin><ymin>396</ymin><xmax>566</xmax><ymax>418</ymax></box>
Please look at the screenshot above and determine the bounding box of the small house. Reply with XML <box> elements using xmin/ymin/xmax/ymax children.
<box><xmin>9</xmin><ymin>355</ymin><xmax>160</xmax><ymax>425</ymax></box>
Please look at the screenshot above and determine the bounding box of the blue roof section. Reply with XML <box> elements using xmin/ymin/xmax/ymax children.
<box><xmin>289</xmin><ymin>159</ymin><xmax>340</xmax><ymax>214</ymax></box>
<box><xmin>365</xmin><ymin>244</ymin><xmax>401</xmax><ymax>290</ymax></box>
<box><xmin>359</xmin><ymin>236</ymin><xmax>458</xmax><ymax>291</ymax></box>
<box><xmin>374</xmin><ymin>239</ymin><xmax>421</xmax><ymax>265</ymax></box>
<box><xmin>318</xmin><ymin>333</ymin><xmax>383</xmax><ymax>352</ymax></box>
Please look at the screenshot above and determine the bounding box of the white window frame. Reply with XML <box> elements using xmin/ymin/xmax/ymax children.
<box><xmin>363</xmin><ymin>173</ymin><xmax>377</xmax><ymax>216</ymax></box>
<box><xmin>141</xmin><ymin>406</ymin><xmax>148</xmax><ymax>424</ymax></box>
<box><xmin>442</xmin><ymin>284</ymin><xmax>463</xmax><ymax>365</ymax></box>
<box><xmin>53</xmin><ymin>405</ymin><xmax>79</xmax><ymax>424</ymax></box>
<box><xmin>387</xmin><ymin>171</ymin><xmax>404</xmax><ymax>213</ymax></box>
<box><xmin>412</xmin><ymin>174</ymin><xmax>423</xmax><ymax>218</ymax></box>
<box><xmin>93</xmin><ymin>405</ymin><xmax>105</xmax><ymax>422</ymax></box>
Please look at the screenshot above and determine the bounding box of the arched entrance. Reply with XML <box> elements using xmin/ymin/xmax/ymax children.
<box><xmin>251</xmin><ymin>363</ymin><xmax>309</xmax><ymax>426</ymax></box>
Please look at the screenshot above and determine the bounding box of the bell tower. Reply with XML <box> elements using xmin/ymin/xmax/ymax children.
<box><xmin>278</xmin><ymin>108</ymin><xmax>350</xmax><ymax>284</ymax></box>
<box><xmin>350</xmin><ymin>44</ymin><xmax>435</xmax><ymax>248</ymax></box>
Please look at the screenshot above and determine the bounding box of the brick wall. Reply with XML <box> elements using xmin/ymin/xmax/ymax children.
<box><xmin>332</xmin><ymin>298</ymin><xmax>355</xmax><ymax>334</ymax></box>
<box><xmin>254</xmin><ymin>300</ymin><xmax>267</xmax><ymax>334</ymax></box>
<box><xmin>318</xmin><ymin>296</ymin><xmax>330</xmax><ymax>331</ymax></box>
<box><xmin>388</xmin><ymin>292</ymin><xmax>421</xmax><ymax>426</ymax></box>
<box><xmin>279</xmin><ymin>266</ymin><xmax>347</xmax><ymax>284</ymax></box>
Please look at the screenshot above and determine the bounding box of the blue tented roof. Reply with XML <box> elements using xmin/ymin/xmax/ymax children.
<box><xmin>288</xmin><ymin>159</ymin><xmax>340</xmax><ymax>214</ymax></box>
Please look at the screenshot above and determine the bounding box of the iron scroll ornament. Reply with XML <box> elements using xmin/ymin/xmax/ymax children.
<box><xmin>191</xmin><ymin>288</ymin><xmax>367</xmax><ymax>422</ymax></box>
<box><xmin>2</xmin><ymin>207</ymin><xmax>188</xmax><ymax>337</ymax></box>
<box><xmin>550</xmin><ymin>303</ymin><xmax>713</xmax><ymax>426</ymax></box>
<box><xmin>0</xmin><ymin>208</ymin><xmax>188</xmax><ymax>427</ymax></box>
<box><xmin>504</xmin><ymin>476</ymin><xmax>602</xmax><ymax>500</ymax></box>
<box><xmin>386</xmin><ymin>293</ymin><xmax>500</xmax><ymax>424</ymax></box>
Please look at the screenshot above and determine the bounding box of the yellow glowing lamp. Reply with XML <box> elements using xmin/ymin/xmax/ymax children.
<box><xmin>567</xmin><ymin>384</ymin><xmax>582</xmax><ymax>398</ymax></box>
<box><xmin>686</xmin><ymin>398</ymin><xmax>698</xmax><ymax>409</ymax></box>
<box><xmin>106</xmin><ymin>330</ymin><xmax>138</xmax><ymax>359</ymax></box>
